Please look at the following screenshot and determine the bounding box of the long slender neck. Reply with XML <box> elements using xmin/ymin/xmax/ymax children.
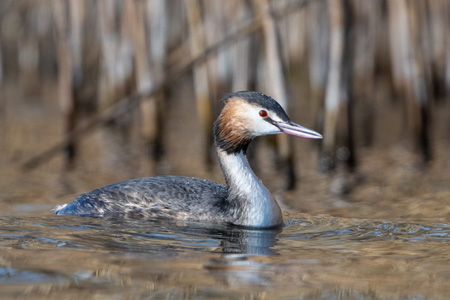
<box><xmin>216</xmin><ymin>148</ymin><xmax>283</xmax><ymax>228</ymax></box>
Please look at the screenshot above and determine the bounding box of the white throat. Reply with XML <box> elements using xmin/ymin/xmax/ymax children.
<box><xmin>217</xmin><ymin>149</ymin><xmax>283</xmax><ymax>228</ymax></box>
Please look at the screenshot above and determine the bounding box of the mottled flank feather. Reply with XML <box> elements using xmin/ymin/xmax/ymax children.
<box><xmin>54</xmin><ymin>176</ymin><xmax>229</xmax><ymax>223</ymax></box>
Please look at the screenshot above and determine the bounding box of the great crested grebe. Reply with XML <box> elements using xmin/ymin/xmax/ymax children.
<box><xmin>54</xmin><ymin>91</ymin><xmax>322</xmax><ymax>228</ymax></box>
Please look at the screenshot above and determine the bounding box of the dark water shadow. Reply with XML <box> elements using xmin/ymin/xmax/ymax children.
<box><xmin>71</xmin><ymin>215</ymin><xmax>283</xmax><ymax>256</ymax></box>
<box><xmin>0</xmin><ymin>215</ymin><xmax>281</xmax><ymax>256</ymax></box>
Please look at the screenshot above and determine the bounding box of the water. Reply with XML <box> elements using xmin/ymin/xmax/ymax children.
<box><xmin>0</xmin><ymin>214</ymin><xmax>449</xmax><ymax>299</ymax></box>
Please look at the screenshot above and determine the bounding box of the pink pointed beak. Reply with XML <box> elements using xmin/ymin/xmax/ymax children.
<box><xmin>276</xmin><ymin>121</ymin><xmax>322</xmax><ymax>139</ymax></box>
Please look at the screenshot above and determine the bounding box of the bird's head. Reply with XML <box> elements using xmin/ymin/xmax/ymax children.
<box><xmin>214</xmin><ymin>91</ymin><xmax>322</xmax><ymax>154</ymax></box>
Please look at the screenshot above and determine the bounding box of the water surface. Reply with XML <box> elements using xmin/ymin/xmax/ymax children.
<box><xmin>1</xmin><ymin>214</ymin><xmax>449</xmax><ymax>299</ymax></box>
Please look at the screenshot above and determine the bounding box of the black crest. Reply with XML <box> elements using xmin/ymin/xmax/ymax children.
<box><xmin>221</xmin><ymin>91</ymin><xmax>290</xmax><ymax>122</ymax></box>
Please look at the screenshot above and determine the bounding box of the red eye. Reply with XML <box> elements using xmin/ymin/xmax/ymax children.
<box><xmin>259</xmin><ymin>110</ymin><xmax>268</xmax><ymax>118</ymax></box>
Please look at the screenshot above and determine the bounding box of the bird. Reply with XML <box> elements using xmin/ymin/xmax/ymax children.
<box><xmin>53</xmin><ymin>91</ymin><xmax>322</xmax><ymax>228</ymax></box>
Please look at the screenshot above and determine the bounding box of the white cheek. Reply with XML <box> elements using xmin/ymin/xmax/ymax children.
<box><xmin>242</xmin><ymin>107</ymin><xmax>282</xmax><ymax>136</ymax></box>
<box><xmin>252</xmin><ymin>120</ymin><xmax>281</xmax><ymax>135</ymax></box>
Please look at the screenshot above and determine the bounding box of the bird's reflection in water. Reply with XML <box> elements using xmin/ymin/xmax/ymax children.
<box><xmin>205</xmin><ymin>226</ymin><xmax>281</xmax><ymax>288</ymax></box>
<box><xmin>98</xmin><ymin>215</ymin><xmax>281</xmax><ymax>287</ymax></box>
<box><xmin>101</xmin><ymin>214</ymin><xmax>280</xmax><ymax>254</ymax></box>
<box><xmin>218</xmin><ymin>226</ymin><xmax>280</xmax><ymax>255</ymax></box>
<box><xmin>162</xmin><ymin>219</ymin><xmax>281</xmax><ymax>288</ymax></box>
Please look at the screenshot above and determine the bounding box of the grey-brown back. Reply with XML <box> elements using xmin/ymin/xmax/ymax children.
<box><xmin>54</xmin><ymin>176</ymin><xmax>228</xmax><ymax>221</ymax></box>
